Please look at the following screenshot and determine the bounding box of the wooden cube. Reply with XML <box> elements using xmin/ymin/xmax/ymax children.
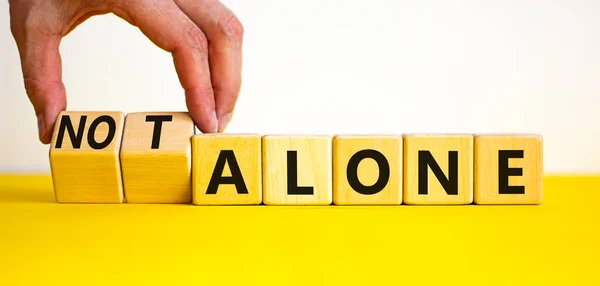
<box><xmin>120</xmin><ymin>112</ymin><xmax>194</xmax><ymax>203</ymax></box>
<box><xmin>333</xmin><ymin>135</ymin><xmax>402</xmax><ymax>205</ymax></box>
<box><xmin>474</xmin><ymin>134</ymin><xmax>543</xmax><ymax>204</ymax></box>
<box><xmin>403</xmin><ymin>134</ymin><xmax>473</xmax><ymax>205</ymax></box>
<box><xmin>192</xmin><ymin>134</ymin><xmax>262</xmax><ymax>205</ymax></box>
<box><xmin>262</xmin><ymin>135</ymin><xmax>332</xmax><ymax>205</ymax></box>
<box><xmin>49</xmin><ymin>111</ymin><xmax>125</xmax><ymax>203</ymax></box>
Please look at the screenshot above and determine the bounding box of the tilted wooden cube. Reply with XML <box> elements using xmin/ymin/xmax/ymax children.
<box><xmin>120</xmin><ymin>112</ymin><xmax>194</xmax><ymax>203</ymax></box>
<box><xmin>50</xmin><ymin>111</ymin><xmax>125</xmax><ymax>203</ymax></box>
<box><xmin>474</xmin><ymin>134</ymin><xmax>543</xmax><ymax>204</ymax></box>
<box><xmin>403</xmin><ymin>134</ymin><xmax>474</xmax><ymax>205</ymax></box>
<box><xmin>333</xmin><ymin>135</ymin><xmax>402</xmax><ymax>205</ymax></box>
<box><xmin>262</xmin><ymin>135</ymin><xmax>332</xmax><ymax>205</ymax></box>
<box><xmin>192</xmin><ymin>134</ymin><xmax>262</xmax><ymax>205</ymax></box>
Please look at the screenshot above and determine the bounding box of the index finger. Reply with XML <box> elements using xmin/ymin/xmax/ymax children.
<box><xmin>111</xmin><ymin>0</ymin><xmax>218</xmax><ymax>133</ymax></box>
<box><xmin>174</xmin><ymin>0</ymin><xmax>244</xmax><ymax>132</ymax></box>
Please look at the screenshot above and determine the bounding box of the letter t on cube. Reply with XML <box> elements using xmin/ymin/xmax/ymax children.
<box><xmin>120</xmin><ymin>112</ymin><xmax>194</xmax><ymax>203</ymax></box>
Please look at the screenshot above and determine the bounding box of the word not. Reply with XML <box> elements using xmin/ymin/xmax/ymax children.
<box><xmin>49</xmin><ymin>111</ymin><xmax>543</xmax><ymax>205</ymax></box>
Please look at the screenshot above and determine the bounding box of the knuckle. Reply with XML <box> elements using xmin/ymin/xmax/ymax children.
<box><xmin>23</xmin><ymin>78</ymin><xmax>64</xmax><ymax>101</ymax></box>
<box><xmin>19</xmin><ymin>13</ymin><xmax>47</xmax><ymax>40</ymax></box>
<box><xmin>217</xmin><ymin>12</ymin><xmax>244</xmax><ymax>40</ymax></box>
<box><xmin>22</xmin><ymin>17</ymin><xmax>39</xmax><ymax>34</ymax></box>
<box><xmin>8</xmin><ymin>2</ymin><xmax>24</xmax><ymax>38</ymax></box>
<box><xmin>10</xmin><ymin>2</ymin><xmax>50</xmax><ymax>37</ymax></box>
<box><xmin>186</xmin><ymin>26</ymin><xmax>208</xmax><ymax>54</ymax></box>
<box><xmin>9</xmin><ymin>17</ymin><xmax>20</xmax><ymax>39</ymax></box>
<box><xmin>22</xmin><ymin>77</ymin><xmax>67</xmax><ymax>114</ymax></box>
<box><xmin>23</xmin><ymin>78</ymin><xmax>46</xmax><ymax>100</ymax></box>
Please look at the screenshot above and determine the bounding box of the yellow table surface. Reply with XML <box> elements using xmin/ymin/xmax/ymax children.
<box><xmin>0</xmin><ymin>174</ymin><xmax>598</xmax><ymax>285</ymax></box>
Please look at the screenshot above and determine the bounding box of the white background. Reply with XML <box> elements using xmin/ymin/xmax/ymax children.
<box><xmin>1</xmin><ymin>0</ymin><xmax>599</xmax><ymax>173</ymax></box>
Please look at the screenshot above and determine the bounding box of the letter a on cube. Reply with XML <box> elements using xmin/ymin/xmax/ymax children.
<box><xmin>474</xmin><ymin>134</ymin><xmax>543</xmax><ymax>204</ymax></box>
<box><xmin>120</xmin><ymin>112</ymin><xmax>194</xmax><ymax>203</ymax></box>
<box><xmin>50</xmin><ymin>111</ymin><xmax>125</xmax><ymax>203</ymax></box>
<box><xmin>192</xmin><ymin>134</ymin><xmax>262</xmax><ymax>205</ymax></box>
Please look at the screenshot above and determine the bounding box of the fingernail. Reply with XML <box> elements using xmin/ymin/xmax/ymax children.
<box><xmin>218</xmin><ymin>113</ymin><xmax>232</xmax><ymax>133</ymax></box>
<box><xmin>211</xmin><ymin>111</ymin><xmax>218</xmax><ymax>133</ymax></box>
<box><xmin>37</xmin><ymin>114</ymin><xmax>47</xmax><ymax>141</ymax></box>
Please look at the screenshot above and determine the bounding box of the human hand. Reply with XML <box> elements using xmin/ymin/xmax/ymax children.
<box><xmin>9</xmin><ymin>0</ymin><xmax>244</xmax><ymax>143</ymax></box>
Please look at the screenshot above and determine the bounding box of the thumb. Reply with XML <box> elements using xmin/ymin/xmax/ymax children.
<box><xmin>11</xmin><ymin>22</ymin><xmax>67</xmax><ymax>144</ymax></box>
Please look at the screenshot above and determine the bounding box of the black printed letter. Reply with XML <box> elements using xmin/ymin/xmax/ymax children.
<box><xmin>206</xmin><ymin>150</ymin><xmax>248</xmax><ymax>194</ymax></box>
<box><xmin>55</xmin><ymin>115</ymin><xmax>87</xmax><ymax>149</ymax></box>
<box><xmin>347</xmin><ymin>149</ymin><xmax>390</xmax><ymax>195</ymax></box>
<box><xmin>418</xmin><ymin>151</ymin><xmax>458</xmax><ymax>195</ymax></box>
<box><xmin>287</xmin><ymin>151</ymin><xmax>314</xmax><ymax>195</ymax></box>
<box><xmin>498</xmin><ymin>150</ymin><xmax>525</xmax><ymax>194</ymax></box>
<box><xmin>87</xmin><ymin>116</ymin><xmax>116</xmax><ymax>150</ymax></box>
<box><xmin>146</xmin><ymin>115</ymin><xmax>173</xmax><ymax>149</ymax></box>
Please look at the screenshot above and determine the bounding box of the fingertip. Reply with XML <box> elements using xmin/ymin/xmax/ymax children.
<box><xmin>218</xmin><ymin>112</ymin><xmax>232</xmax><ymax>133</ymax></box>
<box><xmin>210</xmin><ymin>110</ymin><xmax>218</xmax><ymax>133</ymax></box>
<box><xmin>38</xmin><ymin>106</ymin><xmax>63</xmax><ymax>144</ymax></box>
<box><xmin>186</xmin><ymin>93</ymin><xmax>218</xmax><ymax>134</ymax></box>
<box><xmin>37</xmin><ymin>114</ymin><xmax>49</xmax><ymax>144</ymax></box>
<box><xmin>40</xmin><ymin>133</ymin><xmax>52</xmax><ymax>145</ymax></box>
<box><xmin>195</xmin><ymin>111</ymin><xmax>217</xmax><ymax>133</ymax></box>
